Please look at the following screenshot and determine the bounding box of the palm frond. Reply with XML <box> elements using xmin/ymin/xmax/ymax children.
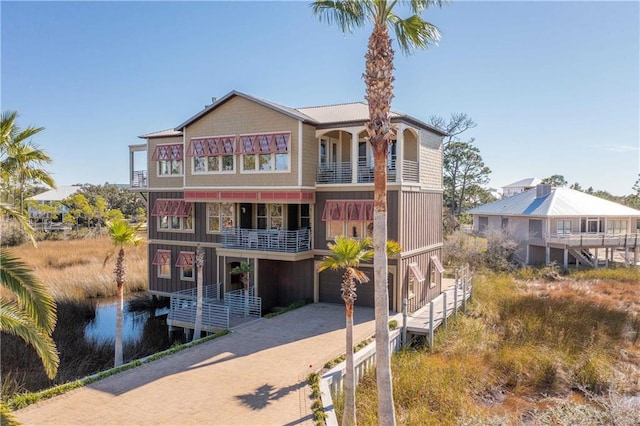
<box><xmin>311</xmin><ymin>0</ymin><xmax>366</xmax><ymax>34</ymax></box>
<box><xmin>107</xmin><ymin>219</ymin><xmax>143</xmax><ymax>247</ymax></box>
<box><xmin>391</xmin><ymin>13</ymin><xmax>441</xmax><ymax>54</ymax></box>
<box><xmin>0</xmin><ymin>248</ymin><xmax>56</xmax><ymax>333</ymax></box>
<box><xmin>0</xmin><ymin>299</ymin><xmax>59</xmax><ymax>379</ymax></box>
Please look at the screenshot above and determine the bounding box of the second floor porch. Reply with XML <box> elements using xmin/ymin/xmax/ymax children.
<box><xmin>530</xmin><ymin>232</ymin><xmax>640</xmax><ymax>248</ymax></box>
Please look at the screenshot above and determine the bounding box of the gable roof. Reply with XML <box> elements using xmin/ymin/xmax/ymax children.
<box><xmin>502</xmin><ymin>177</ymin><xmax>542</xmax><ymax>189</ymax></box>
<box><xmin>175</xmin><ymin>90</ymin><xmax>318</xmax><ymax>130</ymax></box>
<box><xmin>27</xmin><ymin>186</ymin><xmax>82</xmax><ymax>202</ymax></box>
<box><xmin>171</xmin><ymin>90</ymin><xmax>447</xmax><ymax>136</ymax></box>
<box><xmin>139</xmin><ymin>128</ymin><xmax>183</xmax><ymax>139</ymax></box>
<box><xmin>468</xmin><ymin>187</ymin><xmax>640</xmax><ymax>217</ymax></box>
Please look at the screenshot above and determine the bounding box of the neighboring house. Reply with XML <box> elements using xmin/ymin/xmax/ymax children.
<box><xmin>26</xmin><ymin>185</ymin><xmax>82</xmax><ymax>223</ymax></box>
<box><xmin>501</xmin><ymin>177</ymin><xmax>542</xmax><ymax>198</ymax></box>
<box><xmin>468</xmin><ymin>184</ymin><xmax>640</xmax><ymax>270</ymax></box>
<box><xmin>129</xmin><ymin>90</ymin><xmax>446</xmax><ymax>327</ymax></box>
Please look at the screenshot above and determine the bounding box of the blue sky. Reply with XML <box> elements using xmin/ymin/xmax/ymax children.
<box><xmin>2</xmin><ymin>1</ymin><xmax>639</xmax><ymax>195</ymax></box>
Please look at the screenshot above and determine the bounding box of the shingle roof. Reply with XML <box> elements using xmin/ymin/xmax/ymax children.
<box><xmin>468</xmin><ymin>187</ymin><xmax>640</xmax><ymax>217</ymax></box>
<box><xmin>27</xmin><ymin>186</ymin><xmax>82</xmax><ymax>202</ymax></box>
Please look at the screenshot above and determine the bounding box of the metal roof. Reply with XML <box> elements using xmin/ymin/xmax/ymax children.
<box><xmin>139</xmin><ymin>129</ymin><xmax>183</xmax><ymax>139</ymax></box>
<box><xmin>27</xmin><ymin>186</ymin><xmax>82</xmax><ymax>202</ymax></box>
<box><xmin>468</xmin><ymin>187</ymin><xmax>640</xmax><ymax>217</ymax></box>
<box><xmin>297</xmin><ymin>102</ymin><xmax>400</xmax><ymax>124</ymax></box>
<box><xmin>502</xmin><ymin>177</ymin><xmax>542</xmax><ymax>189</ymax></box>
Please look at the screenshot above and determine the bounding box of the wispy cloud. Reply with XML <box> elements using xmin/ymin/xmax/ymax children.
<box><xmin>599</xmin><ymin>144</ymin><xmax>639</xmax><ymax>153</ymax></box>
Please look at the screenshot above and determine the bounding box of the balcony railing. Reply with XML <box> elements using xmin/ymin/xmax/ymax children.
<box><xmin>316</xmin><ymin>159</ymin><xmax>418</xmax><ymax>184</ymax></box>
<box><xmin>536</xmin><ymin>232</ymin><xmax>640</xmax><ymax>248</ymax></box>
<box><xmin>131</xmin><ymin>170</ymin><xmax>148</xmax><ymax>188</ymax></box>
<box><xmin>221</xmin><ymin>228</ymin><xmax>311</xmax><ymax>253</ymax></box>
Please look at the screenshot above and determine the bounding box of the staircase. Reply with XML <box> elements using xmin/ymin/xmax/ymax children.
<box><xmin>569</xmin><ymin>248</ymin><xmax>595</xmax><ymax>268</ymax></box>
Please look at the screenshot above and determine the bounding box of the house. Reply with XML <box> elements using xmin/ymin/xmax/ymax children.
<box><xmin>26</xmin><ymin>185</ymin><xmax>82</xmax><ymax>226</ymax></box>
<box><xmin>468</xmin><ymin>184</ymin><xmax>640</xmax><ymax>270</ymax></box>
<box><xmin>129</xmin><ymin>90</ymin><xmax>447</xmax><ymax>330</ymax></box>
<box><xmin>501</xmin><ymin>177</ymin><xmax>542</xmax><ymax>198</ymax></box>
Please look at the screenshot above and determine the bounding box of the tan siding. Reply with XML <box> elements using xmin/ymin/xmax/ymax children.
<box><xmin>419</xmin><ymin>129</ymin><xmax>443</xmax><ymax>189</ymax></box>
<box><xmin>300</xmin><ymin>124</ymin><xmax>318</xmax><ymax>186</ymax></box>
<box><xmin>184</xmin><ymin>96</ymin><xmax>301</xmax><ymax>188</ymax></box>
<box><xmin>147</xmin><ymin>136</ymin><xmax>184</xmax><ymax>189</ymax></box>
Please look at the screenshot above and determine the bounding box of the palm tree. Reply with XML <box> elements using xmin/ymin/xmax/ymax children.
<box><xmin>0</xmin><ymin>110</ymin><xmax>54</xmax><ymax>212</ymax></box>
<box><xmin>319</xmin><ymin>236</ymin><xmax>373</xmax><ymax>426</ymax></box>
<box><xmin>0</xmin><ymin>205</ymin><xmax>58</xmax><ymax>425</ymax></box>
<box><xmin>230</xmin><ymin>261</ymin><xmax>253</xmax><ymax>316</ymax></box>
<box><xmin>105</xmin><ymin>219</ymin><xmax>142</xmax><ymax>367</ymax></box>
<box><xmin>193</xmin><ymin>245</ymin><xmax>204</xmax><ymax>341</ymax></box>
<box><xmin>311</xmin><ymin>2</ymin><xmax>444</xmax><ymax>423</ymax></box>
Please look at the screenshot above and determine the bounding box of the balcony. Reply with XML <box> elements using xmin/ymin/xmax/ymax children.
<box><xmin>129</xmin><ymin>143</ymin><xmax>147</xmax><ymax>188</ymax></box>
<box><xmin>316</xmin><ymin>159</ymin><xmax>417</xmax><ymax>184</ymax></box>
<box><xmin>131</xmin><ymin>170</ymin><xmax>147</xmax><ymax>188</ymax></box>
<box><xmin>221</xmin><ymin>228</ymin><xmax>311</xmax><ymax>253</ymax></box>
<box><xmin>534</xmin><ymin>232</ymin><xmax>640</xmax><ymax>248</ymax></box>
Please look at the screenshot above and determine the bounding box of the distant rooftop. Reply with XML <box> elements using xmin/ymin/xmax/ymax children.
<box><xmin>27</xmin><ymin>186</ymin><xmax>82</xmax><ymax>202</ymax></box>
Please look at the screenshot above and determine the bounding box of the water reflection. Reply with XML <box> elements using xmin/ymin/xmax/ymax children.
<box><xmin>84</xmin><ymin>296</ymin><xmax>169</xmax><ymax>344</ymax></box>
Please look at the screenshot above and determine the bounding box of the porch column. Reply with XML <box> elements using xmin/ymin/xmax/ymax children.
<box><xmin>350</xmin><ymin>130</ymin><xmax>359</xmax><ymax>184</ymax></box>
<box><xmin>594</xmin><ymin>248</ymin><xmax>599</xmax><ymax>268</ymax></box>
<box><xmin>525</xmin><ymin>244</ymin><xmax>530</xmax><ymax>264</ymax></box>
<box><xmin>545</xmin><ymin>246</ymin><xmax>550</xmax><ymax>265</ymax></box>
<box><xmin>634</xmin><ymin>247</ymin><xmax>638</xmax><ymax>265</ymax></box>
<box><xmin>605</xmin><ymin>248</ymin><xmax>609</xmax><ymax>267</ymax></box>
<box><xmin>625</xmin><ymin>247</ymin><xmax>629</xmax><ymax>267</ymax></box>
<box><xmin>396</xmin><ymin>125</ymin><xmax>404</xmax><ymax>184</ymax></box>
<box><xmin>563</xmin><ymin>247</ymin><xmax>568</xmax><ymax>272</ymax></box>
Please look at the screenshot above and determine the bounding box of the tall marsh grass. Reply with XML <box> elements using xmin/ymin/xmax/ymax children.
<box><xmin>7</xmin><ymin>236</ymin><xmax>147</xmax><ymax>299</ymax></box>
<box><xmin>348</xmin><ymin>271</ymin><xmax>640</xmax><ymax>424</ymax></box>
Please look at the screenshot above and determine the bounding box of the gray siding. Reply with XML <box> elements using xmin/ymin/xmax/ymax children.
<box><xmin>400</xmin><ymin>248</ymin><xmax>442</xmax><ymax>313</ymax></box>
<box><xmin>148</xmin><ymin>243</ymin><xmax>219</xmax><ymax>295</ymax></box>
<box><xmin>400</xmin><ymin>190</ymin><xmax>442</xmax><ymax>252</ymax></box>
<box><xmin>318</xmin><ymin>266</ymin><xmax>394</xmax><ymax>310</ymax></box>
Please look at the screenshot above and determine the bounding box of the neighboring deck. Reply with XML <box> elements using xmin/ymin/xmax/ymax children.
<box><xmin>531</xmin><ymin>232</ymin><xmax>640</xmax><ymax>249</ymax></box>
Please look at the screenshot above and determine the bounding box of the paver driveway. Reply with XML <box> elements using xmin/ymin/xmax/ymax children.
<box><xmin>15</xmin><ymin>303</ymin><xmax>376</xmax><ymax>426</ymax></box>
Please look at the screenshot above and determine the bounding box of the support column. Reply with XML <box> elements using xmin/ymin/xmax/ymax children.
<box><xmin>396</xmin><ymin>125</ymin><xmax>404</xmax><ymax>184</ymax></box>
<box><xmin>594</xmin><ymin>248</ymin><xmax>599</xmax><ymax>268</ymax></box>
<box><xmin>350</xmin><ymin>131</ymin><xmax>359</xmax><ymax>184</ymax></box>
<box><xmin>545</xmin><ymin>246</ymin><xmax>550</xmax><ymax>265</ymax></box>
<box><xmin>563</xmin><ymin>248</ymin><xmax>568</xmax><ymax>272</ymax></box>
<box><xmin>625</xmin><ymin>247</ymin><xmax>629</xmax><ymax>267</ymax></box>
<box><xmin>525</xmin><ymin>244</ymin><xmax>530</xmax><ymax>265</ymax></box>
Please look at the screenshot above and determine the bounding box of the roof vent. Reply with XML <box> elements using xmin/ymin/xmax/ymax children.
<box><xmin>536</xmin><ymin>184</ymin><xmax>552</xmax><ymax>198</ymax></box>
<box><xmin>211</xmin><ymin>97</ymin><xmax>217</xmax><ymax>103</ymax></box>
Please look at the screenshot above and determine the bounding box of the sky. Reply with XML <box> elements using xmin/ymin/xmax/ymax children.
<box><xmin>2</xmin><ymin>1</ymin><xmax>639</xmax><ymax>196</ymax></box>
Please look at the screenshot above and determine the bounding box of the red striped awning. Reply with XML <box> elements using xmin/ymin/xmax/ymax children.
<box><xmin>187</xmin><ymin>136</ymin><xmax>236</xmax><ymax>157</ymax></box>
<box><xmin>151</xmin><ymin>144</ymin><xmax>183</xmax><ymax>161</ymax></box>
<box><xmin>151</xmin><ymin>199</ymin><xmax>192</xmax><ymax>217</ymax></box>
<box><xmin>321</xmin><ymin>200</ymin><xmax>374</xmax><ymax>221</ymax></box>
<box><xmin>175</xmin><ymin>251</ymin><xmax>194</xmax><ymax>267</ymax></box>
<box><xmin>237</xmin><ymin>132</ymin><xmax>290</xmax><ymax>154</ymax></box>
<box><xmin>408</xmin><ymin>263</ymin><xmax>425</xmax><ymax>283</ymax></box>
<box><xmin>151</xmin><ymin>250</ymin><xmax>170</xmax><ymax>266</ymax></box>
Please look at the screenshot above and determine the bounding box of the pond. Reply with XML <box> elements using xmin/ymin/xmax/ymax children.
<box><xmin>84</xmin><ymin>295</ymin><xmax>170</xmax><ymax>344</ymax></box>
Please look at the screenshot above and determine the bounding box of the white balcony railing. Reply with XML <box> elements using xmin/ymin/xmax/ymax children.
<box><xmin>539</xmin><ymin>232</ymin><xmax>640</xmax><ymax>248</ymax></box>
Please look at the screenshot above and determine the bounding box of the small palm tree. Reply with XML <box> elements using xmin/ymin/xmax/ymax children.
<box><xmin>319</xmin><ymin>236</ymin><xmax>373</xmax><ymax>426</ymax></box>
<box><xmin>230</xmin><ymin>261</ymin><xmax>253</xmax><ymax>316</ymax></box>
<box><xmin>105</xmin><ymin>219</ymin><xmax>142</xmax><ymax>367</ymax></box>
<box><xmin>311</xmin><ymin>2</ymin><xmax>443</xmax><ymax>423</ymax></box>
<box><xmin>193</xmin><ymin>245</ymin><xmax>204</xmax><ymax>341</ymax></box>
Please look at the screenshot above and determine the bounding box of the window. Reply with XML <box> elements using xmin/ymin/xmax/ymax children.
<box><xmin>152</xmin><ymin>250</ymin><xmax>171</xmax><ymax>279</ymax></box>
<box><xmin>581</xmin><ymin>217</ymin><xmax>603</xmax><ymax>233</ymax></box>
<box><xmin>607</xmin><ymin>220</ymin><xmax>627</xmax><ymax>235</ymax></box>
<box><xmin>188</xmin><ymin>136</ymin><xmax>235</xmax><ymax>173</ymax></box>
<box><xmin>255</xmin><ymin>203</ymin><xmax>283</xmax><ymax>229</ymax></box>
<box><xmin>408</xmin><ymin>263</ymin><xmax>425</xmax><ymax>298</ymax></box>
<box><xmin>478</xmin><ymin>217</ymin><xmax>488</xmax><ymax>233</ymax></box>
<box><xmin>152</xmin><ymin>144</ymin><xmax>183</xmax><ymax>176</ymax></box>
<box><xmin>322</xmin><ymin>200</ymin><xmax>374</xmax><ymax>240</ymax></box>
<box><xmin>151</xmin><ymin>199</ymin><xmax>193</xmax><ymax>232</ymax></box>
<box><xmin>501</xmin><ymin>217</ymin><xmax>509</xmax><ymax>229</ymax></box>
<box><xmin>430</xmin><ymin>256</ymin><xmax>444</xmax><ymax>289</ymax></box>
<box><xmin>176</xmin><ymin>252</ymin><xmax>194</xmax><ymax>281</ymax></box>
<box><xmin>557</xmin><ymin>220</ymin><xmax>572</xmax><ymax>235</ymax></box>
<box><xmin>300</xmin><ymin>204</ymin><xmax>310</xmax><ymax>229</ymax></box>
<box><xmin>207</xmin><ymin>202</ymin><xmax>235</xmax><ymax>233</ymax></box>
<box><xmin>239</xmin><ymin>132</ymin><xmax>289</xmax><ymax>172</ymax></box>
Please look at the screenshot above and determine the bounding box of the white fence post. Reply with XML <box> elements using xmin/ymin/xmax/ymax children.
<box><xmin>442</xmin><ymin>291</ymin><xmax>447</xmax><ymax>329</ymax></box>
<box><xmin>428</xmin><ymin>300</ymin><xmax>434</xmax><ymax>347</ymax></box>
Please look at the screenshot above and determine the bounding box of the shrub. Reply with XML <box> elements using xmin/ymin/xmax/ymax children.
<box><xmin>0</xmin><ymin>219</ymin><xmax>28</xmax><ymax>247</ymax></box>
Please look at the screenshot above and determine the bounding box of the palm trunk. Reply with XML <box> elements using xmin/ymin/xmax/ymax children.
<box><xmin>365</xmin><ymin>21</ymin><xmax>397</xmax><ymax>426</ymax></box>
<box><xmin>193</xmin><ymin>263</ymin><xmax>203</xmax><ymax>341</ymax></box>
<box><xmin>115</xmin><ymin>281</ymin><xmax>124</xmax><ymax>367</ymax></box>
<box><xmin>343</xmin><ymin>301</ymin><xmax>356</xmax><ymax>426</ymax></box>
<box><xmin>114</xmin><ymin>248</ymin><xmax>125</xmax><ymax>367</ymax></box>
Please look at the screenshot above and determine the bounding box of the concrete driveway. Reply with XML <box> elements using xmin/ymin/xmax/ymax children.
<box><xmin>15</xmin><ymin>303</ymin><xmax>376</xmax><ymax>426</ymax></box>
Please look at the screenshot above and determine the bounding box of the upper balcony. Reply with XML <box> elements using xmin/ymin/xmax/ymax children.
<box><xmin>316</xmin><ymin>159</ymin><xmax>418</xmax><ymax>184</ymax></box>
<box><xmin>221</xmin><ymin>228</ymin><xmax>311</xmax><ymax>253</ymax></box>
<box><xmin>129</xmin><ymin>144</ymin><xmax>148</xmax><ymax>189</ymax></box>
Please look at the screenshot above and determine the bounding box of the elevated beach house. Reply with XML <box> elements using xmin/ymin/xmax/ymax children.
<box><xmin>129</xmin><ymin>90</ymin><xmax>446</xmax><ymax>331</ymax></box>
<box><xmin>468</xmin><ymin>184</ymin><xmax>640</xmax><ymax>270</ymax></box>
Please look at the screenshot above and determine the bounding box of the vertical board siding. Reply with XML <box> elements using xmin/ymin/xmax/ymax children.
<box><xmin>318</xmin><ymin>267</ymin><xmax>394</xmax><ymax>310</ymax></box>
<box><xmin>401</xmin><ymin>191</ymin><xmax>442</xmax><ymax>252</ymax></box>
<box><xmin>148</xmin><ymin>243</ymin><xmax>218</xmax><ymax>295</ymax></box>
<box><xmin>401</xmin><ymin>248</ymin><xmax>442</xmax><ymax>313</ymax></box>
<box><xmin>258</xmin><ymin>259</ymin><xmax>314</xmax><ymax>312</ymax></box>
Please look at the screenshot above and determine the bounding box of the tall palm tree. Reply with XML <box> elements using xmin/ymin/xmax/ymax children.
<box><xmin>0</xmin><ymin>205</ymin><xmax>58</xmax><ymax>425</ymax></box>
<box><xmin>319</xmin><ymin>236</ymin><xmax>373</xmax><ymax>426</ymax></box>
<box><xmin>105</xmin><ymin>219</ymin><xmax>142</xmax><ymax>367</ymax></box>
<box><xmin>0</xmin><ymin>110</ymin><xmax>54</xmax><ymax>212</ymax></box>
<box><xmin>312</xmin><ymin>2</ymin><xmax>444</xmax><ymax>423</ymax></box>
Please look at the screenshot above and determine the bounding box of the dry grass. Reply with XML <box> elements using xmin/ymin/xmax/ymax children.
<box><xmin>6</xmin><ymin>236</ymin><xmax>148</xmax><ymax>300</ymax></box>
<box><xmin>349</xmin><ymin>269</ymin><xmax>640</xmax><ymax>425</ymax></box>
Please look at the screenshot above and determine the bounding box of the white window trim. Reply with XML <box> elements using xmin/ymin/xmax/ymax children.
<box><xmin>326</xmin><ymin>220</ymin><xmax>373</xmax><ymax>241</ymax></box>
<box><xmin>192</xmin><ymin>155</ymin><xmax>236</xmax><ymax>174</ymax></box>
<box><xmin>239</xmin><ymin>131</ymin><xmax>290</xmax><ymax>174</ymax></box>
<box><xmin>157</xmin><ymin>159</ymin><xmax>183</xmax><ymax>177</ymax></box>
<box><xmin>157</xmin><ymin>250</ymin><xmax>171</xmax><ymax>279</ymax></box>
<box><xmin>179</xmin><ymin>251</ymin><xmax>195</xmax><ymax>282</ymax></box>
<box><xmin>156</xmin><ymin>213</ymin><xmax>194</xmax><ymax>233</ymax></box>
<box><xmin>206</xmin><ymin>202</ymin><xmax>235</xmax><ymax>234</ymax></box>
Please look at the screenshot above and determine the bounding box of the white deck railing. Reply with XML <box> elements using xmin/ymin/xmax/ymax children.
<box><xmin>540</xmin><ymin>232</ymin><xmax>640</xmax><ymax>248</ymax></box>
